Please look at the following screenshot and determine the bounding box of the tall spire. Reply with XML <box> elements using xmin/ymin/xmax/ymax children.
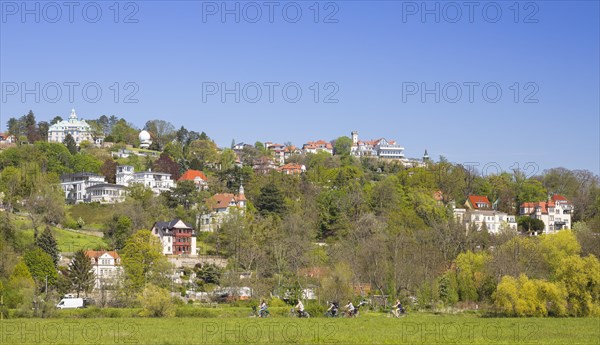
<box><xmin>69</xmin><ymin>108</ymin><xmax>77</xmax><ymax>120</ymax></box>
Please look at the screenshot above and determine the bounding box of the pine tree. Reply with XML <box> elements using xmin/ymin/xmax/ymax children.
<box><xmin>35</xmin><ymin>226</ymin><xmax>59</xmax><ymax>267</ymax></box>
<box><xmin>68</xmin><ymin>249</ymin><xmax>95</xmax><ymax>297</ymax></box>
<box><xmin>63</xmin><ymin>133</ymin><xmax>78</xmax><ymax>155</ymax></box>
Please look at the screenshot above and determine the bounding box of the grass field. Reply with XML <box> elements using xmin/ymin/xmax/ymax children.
<box><xmin>13</xmin><ymin>215</ymin><xmax>108</xmax><ymax>252</ymax></box>
<box><xmin>1</xmin><ymin>313</ymin><xmax>598</xmax><ymax>344</ymax></box>
<box><xmin>66</xmin><ymin>204</ymin><xmax>114</xmax><ymax>230</ymax></box>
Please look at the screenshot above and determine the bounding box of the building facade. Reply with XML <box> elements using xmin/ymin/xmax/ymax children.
<box><xmin>84</xmin><ymin>250</ymin><xmax>122</xmax><ymax>289</ymax></box>
<box><xmin>519</xmin><ymin>195</ymin><xmax>573</xmax><ymax>234</ymax></box>
<box><xmin>48</xmin><ymin>109</ymin><xmax>95</xmax><ymax>145</ymax></box>
<box><xmin>116</xmin><ymin>165</ymin><xmax>174</xmax><ymax>194</ymax></box>
<box><xmin>60</xmin><ymin>173</ymin><xmax>107</xmax><ymax>203</ymax></box>
<box><xmin>151</xmin><ymin>219</ymin><xmax>197</xmax><ymax>255</ymax></box>
<box><xmin>350</xmin><ymin>131</ymin><xmax>405</xmax><ymax>160</ymax></box>
<box><xmin>454</xmin><ymin>208</ymin><xmax>517</xmax><ymax>234</ymax></box>
<box><xmin>199</xmin><ymin>186</ymin><xmax>246</xmax><ymax>232</ymax></box>
<box><xmin>86</xmin><ymin>184</ymin><xmax>128</xmax><ymax>204</ymax></box>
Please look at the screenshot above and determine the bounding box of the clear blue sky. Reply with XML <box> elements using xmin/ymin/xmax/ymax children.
<box><xmin>1</xmin><ymin>1</ymin><xmax>598</xmax><ymax>175</ymax></box>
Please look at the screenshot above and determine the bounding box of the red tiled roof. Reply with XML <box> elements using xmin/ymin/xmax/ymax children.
<box><xmin>303</xmin><ymin>140</ymin><xmax>333</xmax><ymax>150</ymax></box>
<box><xmin>85</xmin><ymin>250</ymin><xmax>120</xmax><ymax>260</ymax></box>
<box><xmin>467</xmin><ymin>195</ymin><xmax>491</xmax><ymax>209</ymax></box>
<box><xmin>208</xmin><ymin>192</ymin><xmax>245</xmax><ymax>209</ymax></box>
<box><xmin>179</xmin><ymin>169</ymin><xmax>207</xmax><ymax>182</ymax></box>
<box><xmin>521</xmin><ymin>201</ymin><xmax>549</xmax><ymax>214</ymax></box>
<box><xmin>551</xmin><ymin>194</ymin><xmax>569</xmax><ymax>202</ymax></box>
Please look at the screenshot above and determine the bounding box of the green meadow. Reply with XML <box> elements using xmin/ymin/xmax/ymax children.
<box><xmin>1</xmin><ymin>313</ymin><xmax>598</xmax><ymax>345</ymax></box>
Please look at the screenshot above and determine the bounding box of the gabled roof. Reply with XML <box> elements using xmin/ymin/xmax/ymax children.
<box><xmin>153</xmin><ymin>219</ymin><xmax>193</xmax><ymax>230</ymax></box>
<box><xmin>208</xmin><ymin>192</ymin><xmax>246</xmax><ymax>210</ymax></box>
<box><xmin>467</xmin><ymin>195</ymin><xmax>491</xmax><ymax>209</ymax></box>
<box><xmin>85</xmin><ymin>250</ymin><xmax>120</xmax><ymax>260</ymax></box>
<box><xmin>551</xmin><ymin>194</ymin><xmax>570</xmax><ymax>203</ymax></box>
<box><xmin>303</xmin><ymin>140</ymin><xmax>333</xmax><ymax>150</ymax></box>
<box><xmin>521</xmin><ymin>201</ymin><xmax>551</xmax><ymax>214</ymax></box>
<box><xmin>179</xmin><ymin>169</ymin><xmax>207</xmax><ymax>182</ymax></box>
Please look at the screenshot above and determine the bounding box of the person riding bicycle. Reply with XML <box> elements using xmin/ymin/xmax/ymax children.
<box><xmin>259</xmin><ymin>299</ymin><xmax>268</xmax><ymax>317</ymax></box>
<box><xmin>295</xmin><ymin>299</ymin><xmax>305</xmax><ymax>317</ymax></box>
<box><xmin>392</xmin><ymin>299</ymin><xmax>404</xmax><ymax>317</ymax></box>
<box><xmin>326</xmin><ymin>301</ymin><xmax>339</xmax><ymax>317</ymax></box>
<box><xmin>345</xmin><ymin>300</ymin><xmax>355</xmax><ymax>316</ymax></box>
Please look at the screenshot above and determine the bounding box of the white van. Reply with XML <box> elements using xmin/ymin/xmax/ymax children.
<box><xmin>56</xmin><ymin>298</ymin><xmax>84</xmax><ymax>309</ymax></box>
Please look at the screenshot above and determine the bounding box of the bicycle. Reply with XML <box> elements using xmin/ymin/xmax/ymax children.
<box><xmin>289</xmin><ymin>308</ymin><xmax>310</xmax><ymax>318</ymax></box>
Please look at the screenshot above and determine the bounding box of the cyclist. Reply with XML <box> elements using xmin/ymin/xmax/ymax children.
<box><xmin>392</xmin><ymin>299</ymin><xmax>404</xmax><ymax>317</ymax></box>
<box><xmin>259</xmin><ymin>299</ymin><xmax>269</xmax><ymax>318</ymax></box>
<box><xmin>295</xmin><ymin>299</ymin><xmax>305</xmax><ymax>317</ymax></box>
<box><xmin>326</xmin><ymin>301</ymin><xmax>339</xmax><ymax>317</ymax></box>
<box><xmin>344</xmin><ymin>300</ymin><xmax>355</xmax><ymax>317</ymax></box>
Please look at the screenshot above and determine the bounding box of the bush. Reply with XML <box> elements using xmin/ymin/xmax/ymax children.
<box><xmin>269</xmin><ymin>297</ymin><xmax>287</xmax><ymax>307</ymax></box>
<box><xmin>304</xmin><ymin>302</ymin><xmax>326</xmax><ymax>317</ymax></box>
<box><xmin>138</xmin><ymin>284</ymin><xmax>175</xmax><ymax>317</ymax></box>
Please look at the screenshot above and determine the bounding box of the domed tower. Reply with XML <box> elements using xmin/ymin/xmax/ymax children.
<box><xmin>139</xmin><ymin>130</ymin><xmax>152</xmax><ymax>149</ymax></box>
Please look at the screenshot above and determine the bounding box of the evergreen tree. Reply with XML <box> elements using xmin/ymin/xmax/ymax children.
<box><xmin>36</xmin><ymin>226</ymin><xmax>59</xmax><ymax>267</ymax></box>
<box><xmin>68</xmin><ymin>249</ymin><xmax>95</xmax><ymax>297</ymax></box>
<box><xmin>63</xmin><ymin>133</ymin><xmax>78</xmax><ymax>155</ymax></box>
<box><xmin>256</xmin><ymin>183</ymin><xmax>285</xmax><ymax>217</ymax></box>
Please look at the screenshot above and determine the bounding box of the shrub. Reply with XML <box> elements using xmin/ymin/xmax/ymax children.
<box><xmin>138</xmin><ymin>284</ymin><xmax>175</xmax><ymax>317</ymax></box>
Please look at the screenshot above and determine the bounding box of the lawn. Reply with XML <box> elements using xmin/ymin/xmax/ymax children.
<box><xmin>13</xmin><ymin>215</ymin><xmax>108</xmax><ymax>252</ymax></box>
<box><xmin>0</xmin><ymin>313</ymin><xmax>598</xmax><ymax>344</ymax></box>
<box><xmin>66</xmin><ymin>204</ymin><xmax>115</xmax><ymax>230</ymax></box>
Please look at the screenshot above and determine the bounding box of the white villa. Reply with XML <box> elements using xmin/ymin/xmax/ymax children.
<box><xmin>83</xmin><ymin>250</ymin><xmax>122</xmax><ymax>289</ymax></box>
<box><xmin>60</xmin><ymin>173</ymin><xmax>107</xmax><ymax>204</ymax></box>
<box><xmin>116</xmin><ymin>165</ymin><xmax>174</xmax><ymax>194</ymax></box>
<box><xmin>350</xmin><ymin>131</ymin><xmax>405</xmax><ymax>159</ymax></box>
<box><xmin>453</xmin><ymin>208</ymin><xmax>517</xmax><ymax>234</ymax></box>
<box><xmin>48</xmin><ymin>109</ymin><xmax>95</xmax><ymax>145</ymax></box>
<box><xmin>519</xmin><ymin>195</ymin><xmax>574</xmax><ymax>234</ymax></box>
<box><xmin>86</xmin><ymin>184</ymin><xmax>128</xmax><ymax>204</ymax></box>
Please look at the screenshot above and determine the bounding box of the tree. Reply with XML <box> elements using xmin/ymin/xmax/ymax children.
<box><xmin>219</xmin><ymin>148</ymin><xmax>236</xmax><ymax>171</ymax></box>
<box><xmin>24</xmin><ymin>110</ymin><xmax>40</xmax><ymax>142</ymax></box>
<box><xmin>517</xmin><ymin>179</ymin><xmax>547</xmax><ymax>204</ymax></box>
<box><xmin>5</xmin><ymin>260</ymin><xmax>35</xmax><ymax>308</ymax></box>
<box><xmin>121</xmin><ymin>230</ymin><xmax>169</xmax><ymax>292</ymax></box>
<box><xmin>518</xmin><ymin>217</ymin><xmax>545</xmax><ymax>234</ymax></box>
<box><xmin>256</xmin><ymin>184</ymin><xmax>285</xmax><ymax>217</ymax></box>
<box><xmin>100</xmin><ymin>159</ymin><xmax>117</xmax><ymax>183</ymax></box>
<box><xmin>144</xmin><ymin>120</ymin><xmax>175</xmax><ymax>150</ymax></box>
<box><xmin>111</xmin><ymin>119</ymin><xmax>139</xmax><ymax>145</ymax></box>
<box><xmin>153</xmin><ymin>153</ymin><xmax>180</xmax><ymax>180</ymax></box>
<box><xmin>70</xmin><ymin>153</ymin><xmax>102</xmax><ymax>173</ymax></box>
<box><xmin>68</xmin><ymin>249</ymin><xmax>95</xmax><ymax>297</ymax></box>
<box><xmin>63</xmin><ymin>133</ymin><xmax>77</xmax><ymax>155</ymax></box>
<box><xmin>50</xmin><ymin>116</ymin><xmax>63</xmax><ymax>125</ymax></box>
<box><xmin>106</xmin><ymin>215</ymin><xmax>133</xmax><ymax>250</ymax></box>
<box><xmin>23</xmin><ymin>247</ymin><xmax>57</xmax><ymax>290</ymax></box>
<box><xmin>333</xmin><ymin>136</ymin><xmax>352</xmax><ymax>156</ymax></box>
<box><xmin>555</xmin><ymin>255</ymin><xmax>600</xmax><ymax>316</ymax></box>
<box><xmin>186</xmin><ymin>139</ymin><xmax>218</xmax><ymax>165</ymax></box>
<box><xmin>37</xmin><ymin>121</ymin><xmax>50</xmax><ymax>141</ymax></box>
<box><xmin>35</xmin><ymin>226</ymin><xmax>59</xmax><ymax>267</ymax></box>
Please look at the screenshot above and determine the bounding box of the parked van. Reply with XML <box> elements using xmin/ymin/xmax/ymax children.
<box><xmin>56</xmin><ymin>298</ymin><xmax>84</xmax><ymax>309</ymax></box>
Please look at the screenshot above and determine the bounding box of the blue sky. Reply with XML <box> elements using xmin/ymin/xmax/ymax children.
<box><xmin>1</xmin><ymin>1</ymin><xmax>598</xmax><ymax>175</ymax></box>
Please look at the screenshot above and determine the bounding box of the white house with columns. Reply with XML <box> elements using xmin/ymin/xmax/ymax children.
<box><xmin>48</xmin><ymin>109</ymin><xmax>95</xmax><ymax>145</ymax></box>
